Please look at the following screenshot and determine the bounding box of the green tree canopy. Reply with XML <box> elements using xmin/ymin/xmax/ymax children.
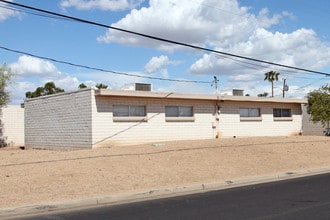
<box><xmin>78</xmin><ymin>83</ymin><xmax>87</xmax><ymax>89</ymax></box>
<box><xmin>264</xmin><ymin>71</ymin><xmax>280</xmax><ymax>97</ymax></box>
<box><xmin>95</xmin><ymin>83</ymin><xmax>108</xmax><ymax>89</ymax></box>
<box><xmin>25</xmin><ymin>81</ymin><xmax>64</xmax><ymax>99</ymax></box>
<box><xmin>307</xmin><ymin>84</ymin><xmax>330</xmax><ymax>130</ymax></box>
<box><xmin>0</xmin><ymin>63</ymin><xmax>13</xmax><ymax>108</ymax></box>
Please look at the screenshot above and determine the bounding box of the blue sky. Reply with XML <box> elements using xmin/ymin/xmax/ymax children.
<box><xmin>1</xmin><ymin>0</ymin><xmax>330</xmax><ymax>104</ymax></box>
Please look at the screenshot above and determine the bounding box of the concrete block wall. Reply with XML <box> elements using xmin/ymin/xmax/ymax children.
<box><xmin>301</xmin><ymin>105</ymin><xmax>325</xmax><ymax>135</ymax></box>
<box><xmin>92</xmin><ymin>96</ymin><xmax>217</xmax><ymax>146</ymax></box>
<box><xmin>1</xmin><ymin>105</ymin><xmax>24</xmax><ymax>146</ymax></box>
<box><xmin>25</xmin><ymin>89</ymin><xmax>93</xmax><ymax>149</ymax></box>
<box><xmin>23</xmin><ymin>88</ymin><xmax>306</xmax><ymax>149</ymax></box>
<box><xmin>218</xmin><ymin>101</ymin><xmax>303</xmax><ymax>137</ymax></box>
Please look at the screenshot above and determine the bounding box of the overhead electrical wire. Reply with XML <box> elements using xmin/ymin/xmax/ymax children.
<box><xmin>1</xmin><ymin>0</ymin><xmax>330</xmax><ymax>78</ymax></box>
<box><xmin>0</xmin><ymin>46</ymin><xmax>210</xmax><ymax>84</ymax></box>
<box><xmin>0</xmin><ymin>4</ymin><xmax>71</xmax><ymax>21</ymax></box>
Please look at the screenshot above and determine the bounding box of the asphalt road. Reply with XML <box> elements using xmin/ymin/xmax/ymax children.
<box><xmin>18</xmin><ymin>173</ymin><xmax>330</xmax><ymax>220</ymax></box>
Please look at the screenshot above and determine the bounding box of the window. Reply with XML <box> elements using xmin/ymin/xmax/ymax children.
<box><xmin>165</xmin><ymin>106</ymin><xmax>194</xmax><ymax>122</ymax></box>
<box><xmin>165</xmin><ymin>106</ymin><xmax>193</xmax><ymax>117</ymax></box>
<box><xmin>273</xmin><ymin>108</ymin><xmax>291</xmax><ymax>117</ymax></box>
<box><xmin>239</xmin><ymin>108</ymin><xmax>261</xmax><ymax>121</ymax></box>
<box><xmin>240</xmin><ymin>108</ymin><xmax>260</xmax><ymax>117</ymax></box>
<box><xmin>113</xmin><ymin>105</ymin><xmax>146</xmax><ymax>121</ymax></box>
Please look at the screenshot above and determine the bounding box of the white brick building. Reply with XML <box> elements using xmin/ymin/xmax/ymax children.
<box><xmin>24</xmin><ymin>88</ymin><xmax>307</xmax><ymax>149</ymax></box>
<box><xmin>1</xmin><ymin>105</ymin><xmax>25</xmax><ymax>147</ymax></box>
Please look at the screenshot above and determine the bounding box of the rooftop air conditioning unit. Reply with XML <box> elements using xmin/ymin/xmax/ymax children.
<box><xmin>233</xmin><ymin>89</ymin><xmax>244</xmax><ymax>96</ymax></box>
<box><xmin>135</xmin><ymin>83</ymin><xmax>151</xmax><ymax>91</ymax></box>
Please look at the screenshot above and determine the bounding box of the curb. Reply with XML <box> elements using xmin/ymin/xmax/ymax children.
<box><xmin>1</xmin><ymin>167</ymin><xmax>330</xmax><ymax>219</ymax></box>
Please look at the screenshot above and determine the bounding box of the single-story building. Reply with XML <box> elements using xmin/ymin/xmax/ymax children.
<box><xmin>1</xmin><ymin>105</ymin><xmax>25</xmax><ymax>147</ymax></box>
<box><xmin>24</xmin><ymin>88</ymin><xmax>307</xmax><ymax>149</ymax></box>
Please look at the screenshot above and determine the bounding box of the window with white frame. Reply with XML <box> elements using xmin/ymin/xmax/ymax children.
<box><xmin>113</xmin><ymin>105</ymin><xmax>146</xmax><ymax>117</ymax></box>
<box><xmin>273</xmin><ymin>108</ymin><xmax>291</xmax><ymax>117</ymax></box>
<box><xmin>239</xmin><ymin>108</ymin><xmax>260</xmax><ymax>117</ymax></box>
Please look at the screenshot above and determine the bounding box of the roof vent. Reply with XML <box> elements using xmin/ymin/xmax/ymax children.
<box><xmin>233</xmin><ymin>89</ymin><xmax>244</xmax><ymax>96</ymax></box>
<box><xmin>135</xmin><ymin>83</ymin><xmax>151</xmax><ymax>91</ymax></box>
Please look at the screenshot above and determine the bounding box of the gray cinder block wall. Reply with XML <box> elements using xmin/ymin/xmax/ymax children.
<box><xmin>24</xmin><ymin>89</ymin><xmax>93</xmax><ymax>149</ymax></box>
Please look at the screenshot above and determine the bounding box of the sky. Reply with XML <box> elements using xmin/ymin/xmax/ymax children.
<box><xmin>1</xmin><ymin>0</ymin><xmax>330</xmax><ymax>104</ymax></box>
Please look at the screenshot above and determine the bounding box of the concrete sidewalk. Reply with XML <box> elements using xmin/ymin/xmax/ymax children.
<box><xmin>1</xmin><ymin>166</ymin><xmax>330</xmax><ymax>219</ymax></box>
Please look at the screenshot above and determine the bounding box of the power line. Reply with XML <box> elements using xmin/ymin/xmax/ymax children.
<box><xmin>1</xmin><ymin>0</ymin><xmax>330</xmax><ymax>77</ymax></box>
<box><xmin>0</xmin><ymin>4</ymin><xmax>71</xmax><ymax>21</ymax></box>
<box><xmin>0</xmin><ymin>46</ymin><xmax>210</xmax><ymax>84</ymax></box>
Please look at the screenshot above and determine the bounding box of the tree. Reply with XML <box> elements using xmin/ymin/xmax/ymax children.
<box><xmin>25</xmin><ymin>81</ymin><xmax>64</xmax><ymax>98</ymax></box>
<box><xmin>306</xmin><ymin>84</ymin><xmax>330</xmax><ymax>135</ymax></box>
<box><xmin>0</xmin><ymin>63</ymin><xmax>13</xmax><ymax>108</ymax></box>
<box><xmin>0</xmin><ymin>63</ymin><xmax>14</xmax><ymax>148</ymax></box>
<box><xmin>44</xmin><ymin>82</ymin><xmax>57</xmax><ymax>95</ymax></box>
<box><xmin>264</xmin><ymin>71</ymin><xmax>280</xmax><ymax>97</ymax></box>
<box><xmin>257</xmin><ymin>92</ymin><xmax>269</xmax><ymax>97</ymax></box>
<box><xmin>78</xmin><ymin>83</ymin><xmax>87</xmax><ymax>89</ymax></box>
<box><xmin>95</xmin><ymin>83</ymin><xmax>108</xmax><ymax>89</ymax></box>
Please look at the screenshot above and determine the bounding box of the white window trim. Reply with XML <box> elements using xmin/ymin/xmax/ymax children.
<box><xmin>165</xmin><ymin>116</ymin><xmax>195</xmax><ymax>122</ymax></box>
<box><xmin>240</xmin><ymin>117</ymin><xmax>263</xmax><ymax>122</ymax></box>
<box><xmin>113</xmin><ymin>116</ymin><xmax>148</xmax><ymax>122</ymax></box>
<box><xmin>273</xmin><ymin>117</ymin><xmax>293</xmax><ymax>121</ymax></box>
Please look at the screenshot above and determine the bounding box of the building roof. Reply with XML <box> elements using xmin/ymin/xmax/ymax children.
<box><xmin>95</xmin><ymin>89</ymin><xmax>307</xmax><ymax>104</ymax></box>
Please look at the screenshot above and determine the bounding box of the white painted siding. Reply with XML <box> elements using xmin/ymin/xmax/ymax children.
<box><xmin>24</xmin><ymin>89</ymin><xmax>305</xmax><ymax>149</ymax></box>
<box><xmin>218</xmin><ymin>101</ymin><xmax>303</xmax><ymax>137</ymax></box>
<box><xmin>1</xmin><ymin>105</ymin><xmax>24</xmax><ymax>146</ymax></box>
<box><xmin>92</xmin><ymin>96</ymin><xmax>216</xmax><ymax>146</ymax></box>
<box><xmin>25</xmin><ymin>89</ymin><xmax>93</xmax><ymax>149</ymax></box>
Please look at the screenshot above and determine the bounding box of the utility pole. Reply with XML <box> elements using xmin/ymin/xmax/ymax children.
<box><xmin>212</xmin><ymin>76</ymin><xmax>219</xmax><ymax>94</ymax></box>
<box><xmin>282</xmin><ymin>78</ymin><xmax>288</xmax><ymax>98</ymax></box>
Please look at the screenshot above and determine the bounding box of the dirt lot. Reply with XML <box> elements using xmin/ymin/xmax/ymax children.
<box><xmin>0</xmin><ymin>136</ymin><xmax>330</xmax><ymax>209</ymax></box>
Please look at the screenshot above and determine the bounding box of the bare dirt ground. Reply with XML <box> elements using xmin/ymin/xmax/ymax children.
<box><xmin>0</xmin><ymin>136</ymin><xmax>330</xmax><ymax>209</ymax></box>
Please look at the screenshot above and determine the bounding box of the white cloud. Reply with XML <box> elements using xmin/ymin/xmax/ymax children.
<box><xmin>189</xmin><ymin>28</ymin><xmax>330</xmax><ymax>77</ymax></box>
<box><xmin>60</xmin><ymin>0</ymin><xmax>144</xmax><ymax>11</ymax></box>
<box><xmin>98</xmin><ymin>0</ymin><xmax>330</xmax><ymax>94</ymax></box>
<box><xmin>257</xmin><ymin>8</ymin><xmax>284</xmax><ymax>28</ymax></box>
<box><xmin>7</xmin><ymin>56</ymin><xmax>86</xmax><ymax>104</ymax></box>
<box><xmin>0</xmin><ymin>0</ymin><xmax>20</xmax><ymax>21</ymax></box>
<box><xmin>144</xmin><ymin>55</ymin><xmax>179</xmax><ymax>73</ymax></box>
<box><xmin>7</xmin><ymin>81</ymin><xmax>36</xmax><ymax>104</ymax></box>
<box><xmin>97</xmin><ymin>0</ymin><xmax>284</xmax><ymax>49</ymax></box>
<box><xmin>9</xmin><ymin>55</ymin><xmax>60</xmax><ymax>77</ymax></box>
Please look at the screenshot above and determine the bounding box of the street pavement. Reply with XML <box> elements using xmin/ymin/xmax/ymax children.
<box><xmin>2</xmin><ymin>167</ymin><xmax>330</xmax><ymax>219</ymax></box>
<box><xmin>16</xmin><ymin>172</ymin><xmax>330</xmax><ymax>220</ymax></box>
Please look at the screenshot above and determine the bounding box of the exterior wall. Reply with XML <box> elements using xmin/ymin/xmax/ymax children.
<box><xmin>25</xmin><ymin>89</ymin><xmax>93</xmax><ymax>149</ymax></box>
<box><xmin>23</xmin><ymin>88</ymin><xmax>306</xmax><ymax>149</ymax></box>
<box><xmin>91</xmin><ymin>96</ymin><xmax>217</xmax><ymax>146</ymax></box>
<box><xmin>301</xmin><ymin>105</ymin><xmax>325</xmax><ymax>135</ymax></box>
<box><xmin>1</xmin><ymin>105</ymin><xmax>24</xmax><ymax>146</ymax></box>
<box><xmin>217</xmin><ymin>101</ymin><xmax>303</xmax><ymax>137</ymax></box>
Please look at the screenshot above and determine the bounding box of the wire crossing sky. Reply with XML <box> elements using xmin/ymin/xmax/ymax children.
<box><xmin>2</xmin><ymin>0</ymin><xmax>330</xmax><ymax>77</ymax></box>
<box><xmin>1</xmin><ymin>0</ymin><xmax>330</xmax><ymax>104</ymax></box>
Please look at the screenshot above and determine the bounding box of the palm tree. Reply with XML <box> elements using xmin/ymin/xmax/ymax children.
<box><xmin>264</xmin><ymin>71</ymin><xmax>280</xmax><ymax>97</ymax></box>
